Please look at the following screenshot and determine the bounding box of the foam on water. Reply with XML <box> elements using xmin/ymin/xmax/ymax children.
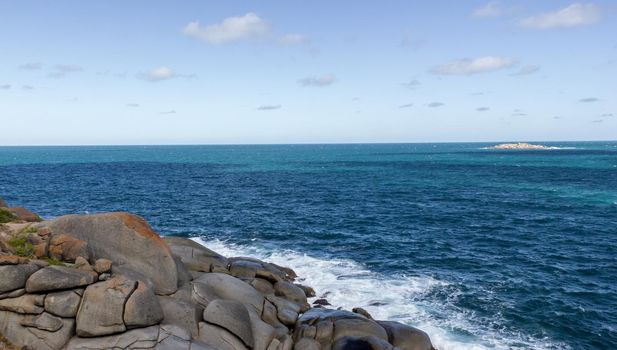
<box><xmin>193</xmin><ymin>237</ymin><xmax>568</xmax><ymax>350</ymax></box>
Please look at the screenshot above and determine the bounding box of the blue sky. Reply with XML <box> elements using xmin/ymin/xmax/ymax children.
<box><xmin>0</xmin><ymin>1</ymin><xmax>615</xmax><ymax>145</ymax></box>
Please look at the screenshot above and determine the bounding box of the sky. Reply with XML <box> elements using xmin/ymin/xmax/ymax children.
<box><xmin>0</xmin><ymin>1</ymin><xmax>615</xmax><ymax>145</ymax></box>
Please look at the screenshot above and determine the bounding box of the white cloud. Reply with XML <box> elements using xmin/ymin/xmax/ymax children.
<box><xmin>138</xmin><ymin>67</ymin><xmax>195</xmax><ymax>82</ymax></box>
<box><xmin>0</xmin><ymin>84</ymin><xmax>11</xmax><ymax>90</ymax></box>
<box><xmin>22</xmin><ymin>85</ymin><xmax>34</xmax><ymax>90</ymax></box>
<box><xmin>579</xmin><ymin>97</ymin><xmax>599</xmax><ymax>103</ymax></box>
<box><xmin>399</xmin><ymin>103</ymin><xmax>414</xmax><ymax>108</ymax></box>
<box><xmin>257</xmin><ymin>104</ymin><xmax>281</xmax><ymax>111</ymax></box>
<box><xmin>432</xmin><ymin>56</ymin><xmax>515</xmax><ymax>75</ymax></box>
<box><xmin>183</xmin><ymin>13</ymin><xmax>269</xmax><ymax>44</ymax></box>
<box><xmin>472</xmin><ymin>2</ymin><xmax>501</xmax><ymax>18</ymax></box>
<box><xmin>126</xmin><ymin>103</ymin><xmax>140</xmax><ymax>108</ymax></box>
<box><xmin>279</xmin><ymin>34</ymin><xmax>307</xmax><ymax>45</ymax></box>
<box><xmin>428</xmin><ymin>102</ymin><xmax>444</xmax><ymax>108</ymax></box>
<box><xmin>477</xmin><ymin>107</ymin><xmax>490</xmax><ymax>111</ymax></box>
<box><xmin>160</xmin><ymin>110</ymin><xmax>176</xmax><ymax>115</ymax></box>
<box><xmin>401</xmin><ymin>79</ymin><xmax>421</xmax><ymax>89</ymax></box>
<box><xmin>519</xmin><ymin>3</ymin><xmax>601</xmax><ymax>29</ymax></box>
<box><xmin>298</xmin><ymin>74</ymin><xmax>336</xmax><ymax>87</ymax></box>
<box><xmin>510</xmin><ymin>64</ymin><xmax>541</xmax><ymax>76</ymax></box>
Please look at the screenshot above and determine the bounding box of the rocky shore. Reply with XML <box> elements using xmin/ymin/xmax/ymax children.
<box><xmin>483</xmin><ymin>142</ymin><xmax>561</xmax><ymax>150</ymax></box>
<box><xmin>0</xmin><ymin>198</ymin><xmax>434</xmax><ymax>350</ymax></box>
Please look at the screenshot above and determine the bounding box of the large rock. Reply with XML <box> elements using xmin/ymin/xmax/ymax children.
<box><xmin>0</xmin><ymin>310</ymin><xmax>75</xmax><ymax>350</ymax></box>
<box><xmin>332</xmin><ymin>336</ymin><xmax>394</xmax><ymax>350</ymax></box>
<box><xmin>65</xmin><ymin>325</ymin><xmax>159</xmax><ymax>350</ymax></box>
<box><xmin>164</xmin><ymin>236</ymin><xmax>228</xmax><ymax>273</ymax></box>
<box><xmin>123</xmin><ymin>280</ymin><xmax>164</xmax><ymax>328</ymax></box>
<box><xmin>44</xmin><ymin>289</ymin><xmax>82</xmax><ymax>317</ymax></box>
<box><xmin>377</xmin><ymin>321</ymin><xmax>434</xmax><ymax>350</ymax></box>
<box><xmin>274</xmin><ymin>281</ymin><xmax>308</xmax><ymax>307</ymax></box>
<box><xmin>20</xmin><ymin>312</ymin><xmax>64</xmax><ymax>332</ymax></box>
<box><xmin>203</xmin><ymin>299</ymin><xmax>254</xmax><ymax>348</ymax></box>
<box><xmin>0</xmin><ymin>263</ymin><xmax>40</xmax><ymax>293</ymax></box>
<box><xmin>158</xmin><ymin>295</ymin><xmax>202</xmax><ymax>338</ymax></box>
<box><xmin>76</xmin><ymin>276</ymin><xmax>137</xmax><ymax>337</ymax></box>
<box><xmin>197</xmin><ymin>322</ymin><xmax>249</xmax><ymax>350</ymax></box>
<box><xmin>45</xmin><ymin>212</ymin><xmax>178</xmax><ymax>295</ymax></box>
<box><xmin>0</xmin><ymin>294</ymin><xmax>45</xmax><ymax>314</ymax></box>
<box><xmin>25</xmin><ymin>265</ymin><xmax>97</xmax><ymax>293</ymax></box>
<box><xmin>48</xmin><ymin>234</ymin><xmax>89</xmax><ymax>262</ymax></box>
<box><xmin>192</xmin><ymin>273</ymin><xmax>264</xmax><ymax>313</ymax></box>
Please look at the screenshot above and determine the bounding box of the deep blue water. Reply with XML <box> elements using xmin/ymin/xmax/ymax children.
<box><xmin>1</xmin><ymin>142</ymin><xmax>616</xmax><ymax>349</ymax></box>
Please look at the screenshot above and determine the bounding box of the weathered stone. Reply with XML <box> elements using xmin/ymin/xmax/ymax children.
<box><xmin>251</xmin><ymin>278</ymin><xmax>275</xmax><ymax>295</ymax></box>
<box><xmin>8</xmin><ymin>207</ymin><xmax>42</xmax><ymax>222</ymax></box>
<box><xmin>157</xmin><ymin>324</ymin><xmax>192</xmax><ymax>350</ymax></box>
<box><xmin>332</xmin><ymin>318</ymin><xmax>388</xmax><ymax>342</ymax></box>
<box><xmin>158</xmin><ymin>295</ymin><xmax>202</xmax><ymax>338</ymax></box>
<box><xmin>0</xmin><ymin>255</ymin><xmax>29</xmax><ymax>265</ymax></box>
<box><xmin>294</xmin><ymin>338</ymin><xmax>321</xmax><ymax>350</ymax></box>
<box><xmin>377</xmin><ymin>321</ymin><xmax>434</xmax><ymax>350</ymax></box>
<box><xmin>203</xmin><ymin>300</ymin><xmax>254</xmax><ymax>348</ymax></box>
<box><xmin>0</xmin><ymin>294</ymin><xmax>45</xmax><ymax>314</ymax></box>
<box><xmin>173</xmin><ymin>255</ymin><xmax>192</xmax><ymax>287</ymax></box>
<box><xmin>296</xmin><ymin>284</ymin><xmax>316</xmax><ymax>298</ymax></box>
<box><xmin>48</xmin><ymin>234</ymin><xmax>89</xmax><ymax>262</ymax></box>
<box><xmin>246</xmin><ymin>304</ymin><xmax>276</xmax><ymax>350</ymax></box>
<box><xmin>44</xmin><ymin>289</ymin><xmax>82</xmax><ymax>317</ymax></box>
<box><xmin>266</xmin><ymin>295</ymin><xmax>300</xmax><ymax>326</ymax></box>
<box><xmin>192</xmin><ymin>273</ymin><xmax>264</xmax><ymax>313</ymax></box>
<box><xmin>94</xmin><ymin>258</ymin><xmax>112</xmax><ymax>273</ymax></box>
<box><xmin>76</xmin><ymin>276</ymin><xmax>137</xmax><ymax>337</ymax></box>
<box><xmin>20</xmin><ymin>312</ymin><xmax>64</xmax><ymax>332</ymax></box>
<box><xmin>164</xmin><ymin>236</ymin><xmax>228</xmax><ymax>273</ymax></box>
<box><xmin>229</xmin><ymin>260</ymin><xmax>262</xmax><ymax>279</ymax></box>
<box><xmin>274</xmin><ymin>281</ymin><xmax>308</xmax><ymax>306</ymax></box>
<box><xmin>99</xmin><ymin>272</ymin><xmax>111</xmax><ymax>281</ymax></box>
<box><xmin>124</xmin><ymin>280</ymin><xmax>164</xmax><ymax>328</ymax></box>
<box><xmin>65</xmin><ymin>325</ymin><xmax>159</xmax><ymax>350</ymax></box>
<box><xmin>26</xmin><ymin>265</ymin><xmax>97</xmax><ymax>292</ymax></box>
<box><xmin>313</xmin><ymin>298</ymin><xmax>331</xmax><ymax>306</ymax></box>
<box><xmin>45</xmin><ymin>212</ymin><xmax>178</xmax><ymax>295</ymax></box>
<box><xmin>332</xmin><ymin>336</ymin><xmax>394</xmax><ymax>350</ymax></box>
<box><xmin>197</xmin><ymin>322</ymin><xmax>249</xmax><ymax>350</ymax></box>
<box><xmin>0</xmin><ymin>310</ymin><xmax>75</xmax><ymax>350</ymax></box>
<box><xmin>352</xmin><ymin>307</ymin><xmax>373</xmax><ymax>320</ymax></box>
<box><xmin>0</xmin><ymin>288</ymin><xmax>25</xmax><ymax>300</ymax></box>
<box><xmin>0</xmin><ymin>263</ymin><xmax>39</xmax><ymax>293</ymax></box>
<box><xmin>74</xmin><ymin>256</ymin><xmax>95</xmax><ymax>273</ymax></box>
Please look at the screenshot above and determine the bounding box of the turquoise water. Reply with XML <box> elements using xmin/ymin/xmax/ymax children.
<box><xmin>1</xmin><ymin>142</ymin><xmax>616</xmax><ymax>349</ymax></box>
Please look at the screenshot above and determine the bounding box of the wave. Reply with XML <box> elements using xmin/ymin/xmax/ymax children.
<box><xmin>192</xmin><ymin>237</ymin><xmax>568</xmax><ymax>350</ymax></box>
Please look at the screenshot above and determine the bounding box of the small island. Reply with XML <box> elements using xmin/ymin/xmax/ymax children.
<box><xmin>483</xmin><ymin>142</ymin><xmax>561</xmax><ymax>150</ymax></box>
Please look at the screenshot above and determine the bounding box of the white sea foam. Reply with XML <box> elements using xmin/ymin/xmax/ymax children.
<box><xmin>193</xmin><ymin>237</ymin><xmax>568</xmax><ymax>350</ymax></box>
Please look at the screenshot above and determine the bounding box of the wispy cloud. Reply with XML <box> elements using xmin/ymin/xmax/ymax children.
<box><xmin>512</xmin><ymin>109</ymin><xmax>527</xmax><ymax>116</ymax></box>
<box><xmin>126</xmin><ymin>103</ymin><xmax>140</xmax><ymax>108</ymax></box>
<box><xmin>49</xmin><ymin>64</ymin><xmax>83</xmax><ymax>78</ymax></box>
<box><xmin>183</xmin><ymin>13</ymin><xmax>269</xmax><ymax>44</ymax></box>
<box><xmin>399</xmin><ymin>103</ymin><xmax>414</xmax><ymax>108</ymax></box>
<box><xmin>579</xmin><ymin>97</ymin><xmax>599</xmax><ymax>103</ymax></box>
<box><xmin>600</xmin><ymin>113</ymin><xmax>613</xmax><ymax>117</ymax></box>
<box><xmin>22</xmin><ymin>85</ymin><xmax>34</xmax><ymax>90</ymax></box>
<box><xmin>401</xmin><ymin>79</ymin><xmax>421</xmax><ymax>89</ymax></box>
<box><xmin>18</xmin><ymin>62</ymin><xmax>43</xmax><ymax>70</ymax></box>
<box><xmin>519</xmin><ymin>3</ymin><xmax>601</xmax><ymax>29</ymax></box>
<box><xmin>160</xmin><ymin>110</ymin><xmax>176</xmax><ymax>115</ymax></box>
<box><xmin>476</xmin><ymin>107</ymin><xmax>490</xmax><ymax>111</ymax></box>
<box><xmin>472</xmin><ymin>2</ymin><xmax>502</xmax><ymax>18</ymax></box>
<box><xmin>510</xmin><ymin>64</ymin><xmax>541</xmax><ymax>76</ymax></box>
<box><xmin>428</xmin><ymin>102</ymin><xmax>444</xmax><ymax>108</ymax></box>
<box><xmin>432</xmin><ymin>56</ymin><xmax>515</xmax><ymax>75</ymax></box>
<box><xmin>138</xmin><ymin>67</ymin><xmax>195</xmax><ymax>82</ymax></box>
<box><xmin>298</xmin><ymin>74</ymin><xmax>336</xmax><ymax>87</ymax></box>
<box><xmin>0</xmin><ymin>84</ymin><xmax>11</xmax><ymax>90</ymax></box>
<box><xmin>591</xmin><ymin>119</ymin><xmax>603</xmax><ymax>123</ymax></box>
<box><xmin>256</xmin><ymin>104</ymin><xmax>282</xmax><ymax>111</ymax></box>
<box><xmin>279</xmin><ymin>33</ymin><xmax>307</xmax><ymax>45</ymax></box>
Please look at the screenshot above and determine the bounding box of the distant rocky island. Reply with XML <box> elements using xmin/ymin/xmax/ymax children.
<box><xmin>0</xmin><ymin>198</ymin><xmax>434</xmax><ymax>350</ymax></box>
<box><xmin>483</xmin><ymin>142</ymin><xmax>561</xmax><ymax>150</ymax></box>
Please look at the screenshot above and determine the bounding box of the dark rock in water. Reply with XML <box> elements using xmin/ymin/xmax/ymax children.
<box><xmin>313</xmin><ymin>298</ymin><xmax>331</xmax><ymax>306</ymax></box>
<box><xmin>203</xmin><ymin>299</ymin><xmax>254</xmax><ymax>348</ymax></box>
<box><xmin>296</xmin><ymin>284</ymin><xmax>316</xmax><ymax>298</ymax></box>
<box><xmin>45</xmin><ymin>212</ymin><xmax>178</xmax><ymax>295</ymax></box>
<box><xmin>25</xmin><ymin>265</ymin><xmax>97</xmax><ymax>293</ymax></box>
<box><xmin>8</xmin><ymin>207</ymin><xmax>42</xmax><ymax>222</ymax></box>
<box><xmin>377</xmin><ymin>321</ymin><xmax>434</xmax><ymax>350</ymax></box>
<box><xmin>352</xmin><ymin>307</ymin><xmax>374</xmax><ymax>320</ymax></box>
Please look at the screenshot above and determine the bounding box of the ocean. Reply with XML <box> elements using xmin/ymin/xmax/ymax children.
<box><xmin>0</xmin><ymin>142</ymin><xmax>615</xmax><ymax>349</ymax></box>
